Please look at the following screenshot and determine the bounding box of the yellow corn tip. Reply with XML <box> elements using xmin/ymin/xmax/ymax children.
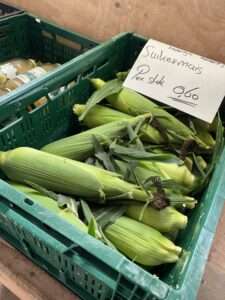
<box><xmin>105</xmin><ymin>216</ymin><xmax>182</xmax><ymax>266</ymax></box>
<box><xmin>126</xmin><ymin>205</ymin><xmax>187</xmax><ymax>233</ymax></box>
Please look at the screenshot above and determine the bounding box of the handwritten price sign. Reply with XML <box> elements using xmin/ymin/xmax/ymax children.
<box><xmin>124</xmin><ymin>39</ymin><xmax>225</xmax><ymax>123</ymax></box>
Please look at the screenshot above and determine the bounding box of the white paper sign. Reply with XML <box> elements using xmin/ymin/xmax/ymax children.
<box><xmin>123</xmin><ymin>39</ymin><xmax>225</xmax><ymax>123</ymax></box>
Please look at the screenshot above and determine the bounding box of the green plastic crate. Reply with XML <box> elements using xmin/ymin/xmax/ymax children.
<box><xmin>0</xmin><ymin>12</ymin><xmax>97</xmax><ymax>99</ymax></box>
<box><xmin>0</xmin><ymin>32</ymin><xmax>224</xmax><ymax>300</ymax></box>
<box><xmin>0</xmin><ymin>2</ymin><xmax>23</xmax><ymax>19</ymax></box>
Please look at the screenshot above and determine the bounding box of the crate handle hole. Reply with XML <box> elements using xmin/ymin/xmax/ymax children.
<box><xmin>24</xmin><ymin>198</ymin><xmax>34</xmax><ymax>206</ymax></box>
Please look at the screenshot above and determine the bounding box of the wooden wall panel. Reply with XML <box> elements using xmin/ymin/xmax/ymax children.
<box><xmin>3</xmin><ymin>0</ymin><xmax>225</xmax><ymax>62</ymax></box>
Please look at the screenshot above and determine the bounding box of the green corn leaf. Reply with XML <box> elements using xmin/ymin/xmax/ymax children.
<box><xmin>127</xmin><ymin>123</ymin><xmax>138</xmax><ymax>144</ymax></box>
<box><xmin>123</xmin><ymin>160</ymin><xmax>139</xmax><ymax>182</ymax></box>
<box><xmin>189</xmin><ymin>119</ymin><xmax>197</xmax><ymax>135</ymax></box>
<box><xmin>80</xmin><ymin>79</ymin><xmax>122</xmax><ymax>121</ymax></box>
<box><xmin>143</xmin><ymin>177</ymin><xmax>189</xmax><ymax>194</ymax></box>
<box><xmin>192</xmin><ymin>152</ymin><xmax>206</xmax><ymax>178</ymax></box>
<box><xmin>81</xmin><ymin>200</ymin><xmax>102</xmax><ymax>238</ymax></box>
<box><xmin>107</xmin><ymin>192</ymin><xmax>135</xmax><ymax>200</ymax></box>
<box><xmin>110</xmin><ymin>143</ymin><xmax>181</xmax><ymax>162</ymax></box>
<box><xmin>92</xmin><ymin>135</ymin><xmax>116</xmax><ymax>172</ymax></box>
<box><xmin>94</xmin><ymin>206</ymin><xmax>127</xmax><ymax>229</ymax></box>
<box><xmin>25</xmin><ymin>180</ymin><xmax>58</xmax><ymax>201</ymax></box>
<box><xmin>94</xmin><ymin>159</ymin><xmax>105</xmax><ymax>169</ymax></box>
<box><xmin>57</xmin><ymin>194</ymin><xmax>79</xmax><ymax>217</ymax></box>
<box><xmin>85</xmin><ymin>157</ymin><xmax>96</xmax><ymax>165</ymax></box>
<box><xmin>127</xmin><ymin>162</ymin><xmax>153</xmax><ymax>214</ymax></box>
<box><xmin>134</xmin><ymin>115</ymin><xmax>149</xmax><ymax>136</ymax></box>
<box><xmin>98</xmin><ymin>226</ymin><xmax>117</xmax><ymax>249</ymax></box>
<box><xmin>25</xmin><ymin>180</ymin><xmax>79</xmax><ymax>216</ymax></box>
<box><xmin>81</xmin><ymin>199</ymin><xmax>94</xmax><ymax>224</ymax></box>
<box><xmin>88</xmin><ymin>217</ymin><xmax>100</xmax><ymax>238</ymax></box>
<box><xmin>82</xmin><ymin>201</ymin><xmax>118</xmax><ymax>249</ymax></box>
<box><xmin>166</xmin><ymin>129</ymin><xmax>187</xmax><ymax>142</ymax></box>
<box><xmin>126</xmin><ymin>123</ymin><xmax>145</xmax><ymax>151</ymax></box>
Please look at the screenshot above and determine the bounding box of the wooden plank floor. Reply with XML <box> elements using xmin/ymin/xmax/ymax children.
<box><xmin>0</xmin><ymin>240</ymin><xmax>77</xmax><ymax>300</ymax></box>
<box><xmin>0</xmin><ymin>205</ymin><xmax>225</xmax><ymax>300</ymax></box>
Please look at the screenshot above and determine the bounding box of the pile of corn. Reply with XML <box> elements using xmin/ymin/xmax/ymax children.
<box><xmin>0</xmin><ymin>58</ymin><xmax>60</xmax><ymax>110</ymax></box>
<box><xmin>0</xmin><ymin>71</ymin><xmax>223</xmax><ymax>268</ymax></box>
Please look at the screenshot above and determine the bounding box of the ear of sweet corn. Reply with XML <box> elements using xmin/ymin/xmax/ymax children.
<box><xmin>74</xmin><ymin>104</ymin><xmax>164</xmax><ymax>144</ymax></box>
<box><xmin>0</xmin><ymin>147</ymin><xmax>197</xmax><ymax>208</ymax></box>
<box><xmin>104</xmin><ymin>216</ymin><xmax>182</xmax><ymax>266</ymax></box>
<box><xmin>91</xmin><ymin>78</ymin><xmax>209</xmax><ymax>149</ymax></box>
<box><xmin>114</xmin><ymin>159</ymin><xmax>197</xmax><ymax>208</ymax></box>
<box><xmin>10</xmin><ymin>181</ymin><xmax>87</xmax><ymax>232</ymax></box>
<box><xmin>42</xmin><ymin>114</ymin><xmax>150</xmax><ymax>160</ymax></box>
<box><xmin>114</xmin><ymin>159</ymin><xmax>197</xmax><ymax>190</ymax></box>
<box><xmin>141</xmin><ymin>161</ymin><xmax>197</xmax><ymax>189</ymax></box>
<box><xmin>193</xmin><ymin>119</ymin><xmax>215</xmax><ymax>148</ymax></box>
<box><xmin>0</xmin><ymin>147</ymin><xmax>150</xmax><ymax>203</ymax></box>
<box><xmin>126</xmin><ymin>205</ymin><xmax>187</xmax><ymax>233</ymax></box>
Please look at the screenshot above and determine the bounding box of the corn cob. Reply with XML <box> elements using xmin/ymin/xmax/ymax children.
<box><xmin>113</xmin><ymin>159</ymin><xmax>197</xmax><ymax>208</ymax></box>
<box><xmin>126</xmin><ymin>205</ymin><xmax>187</xmax><ymax>233</ymax></box>
<box><xmin>74</xmin><ymin>104</ymin><xmax>164</xmax><ymax>144</ymax></box>
<box><xmin>115</xmin><ymin>159</ymin><xmax>197</xmax><ymax>190</ymax></box>
<box><xmin>42</xmin><ymin>114</ymin><xmax>150</xmax><ymax>160</ymax></box>
<box><xmin>91</xmin><ymin>78</ymin><xmax>209</xmax><ymax>149</ymax></box>
<box><xmin>10</xmin><ymin>181</ymin><xmax>87</xmax><ymax>232</ymax></box>
<box><xmin>104</xmin><ymin>216</ymin><xmax>182</xmax><ymax>266</ymax></box>
<box><xmin>0</xmin><ymin>147</ymin><xmax>150</xmax><ymax>203</ymax></box>
<box><xmin>0</xmin><ymin>147</ymin><xmax>196</xmax><ymax>208</ymax></box>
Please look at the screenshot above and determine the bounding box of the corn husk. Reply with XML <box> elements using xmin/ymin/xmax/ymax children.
<box><xmin>74</xmin><ymin>103</ymin><xmax>164</xmax><ymax>144</ymax></box>
<box><xmin>42</xmin><ymin>114</ymin><xmax>151</xmax><ymax>160</ymax></box>
<box><xmin>10</xmin><ymin>181</ymin><xmax>87</xmax><ymax>232</ymax></box>
<box><xmin>90</xmin><ymin>78</ymin><xmax>210</xmax><ymax>149</ymax></box>
<box><xmin>126</xmin><ymin>205</ymin><xmax>187</xmax><ymax>233</ymax></box>
<box><xmin>0</xmin><ymin>147</ymin><xmax>150</xmax><ymax>203</ymax></box>
<box><xmin>104</xmin><ymin>216</ymin><xmax>182</xmax><ymax>266</ymax></box>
